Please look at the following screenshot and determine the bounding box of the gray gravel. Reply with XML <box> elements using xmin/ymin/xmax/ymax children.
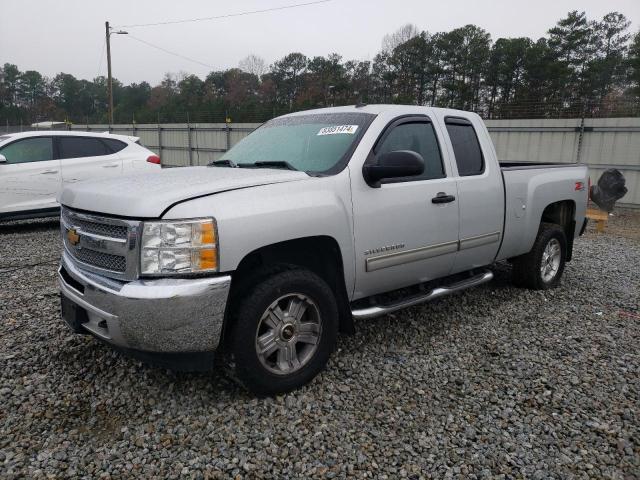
<box><xmin>1</xmin><ymin>212</ymin><xmax>639</xmax><ymax>479</ymax></box>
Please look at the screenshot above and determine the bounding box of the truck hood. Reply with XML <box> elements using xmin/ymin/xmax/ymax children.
<box><xmin>59</xmin><ymin>166</ymin><xmax>309</xmax><ymax>218</ymax></box>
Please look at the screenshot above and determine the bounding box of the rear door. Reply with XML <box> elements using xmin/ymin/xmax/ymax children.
<box><xmin>0</xmin><ymin>136</ymin><xmax>60</xmax><ymax>214</ymax></box>
<box><xmin>351</xmin><ymin>116</ymin><xmax>460</xmax><ymax>298</ymax></box>
<box><xmin>101</xmin><ymin>137</ymin><xmax>135</xmax><ymax>170</ymax></box>
<box><xmin>57</xmin><ymin>136</ymin><xmax>123</xmax><ymax>185</ymax></box>
<box><xmin>440</xmin><ymin>115</ymin><xmax>504</xmax><ymax>273</ymax></box>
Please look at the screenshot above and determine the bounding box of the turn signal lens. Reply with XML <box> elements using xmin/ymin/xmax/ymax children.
<box><xmin>194</xmin><ymin>248</ymin><xmax>217</xmax><ymax>270</ymax></box>
<box><xmin>193</xmin><ymin>221</ymin><xmax>216</xmax><ymax>246</ymax></box>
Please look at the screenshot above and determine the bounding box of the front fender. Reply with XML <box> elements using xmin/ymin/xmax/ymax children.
<box><xmin>163</xmin><ymin>171</ymin><xmax>356</xmax><ymax>297</ymax></box>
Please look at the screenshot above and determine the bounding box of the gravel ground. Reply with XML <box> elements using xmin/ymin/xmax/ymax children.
<box><xmin>0</xmin><ymin>211</ymin><xmax>638</xmax><ymax>479</ymax></box>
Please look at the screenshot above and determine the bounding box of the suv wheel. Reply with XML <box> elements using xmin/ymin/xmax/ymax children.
<box><xmin>226</xmin><ymin>268</ymin><xmax>338</xmax><ymax>395</ymax></box>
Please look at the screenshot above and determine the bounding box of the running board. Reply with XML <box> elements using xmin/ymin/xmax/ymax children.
<box><xmin>351</xmin><ymin>270</ymin><xmax>494</xmax><ymax>320</ymax></box>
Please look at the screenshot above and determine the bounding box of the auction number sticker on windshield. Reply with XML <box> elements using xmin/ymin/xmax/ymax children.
<box><xmin>317</xmin><ymin>125</ymin><xmax>359</xmax><ymax>136</ymax></box>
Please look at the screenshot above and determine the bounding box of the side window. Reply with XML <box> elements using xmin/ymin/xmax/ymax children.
<box><xmin>445</xmin><ymin>118</ymin><xmax>484</xmax><ymax>176</ymax></box>
<box><xmin>376</xmin><ymin>122</ymin><xmax>445</xmax><ymax>181</ymax></box>
<box><xmin>102</xmin><ymin>138</ymin><xmax>127</xmax><ymax>153</ymax></box>
<box><xmin>58</xmin><ymin>137</ymin><xmax>111</xmax><ymax>159</ymax></box>
<box><xmin>0</xmin><ymin>137</ymin><xmax>53</xmax><ymax>164</ymax></box>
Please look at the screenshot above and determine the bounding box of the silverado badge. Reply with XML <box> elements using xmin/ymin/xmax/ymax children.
<box><xmin>67</xmin><ymin>228</ymin><xmax>80</xmax><ymax>246</ymax></box>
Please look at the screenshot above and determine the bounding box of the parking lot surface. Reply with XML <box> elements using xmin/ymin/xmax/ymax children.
<box><xmin>1</xmin><ymin>211</ymin><xmax>639</xmax><ymax>479</ymax></box>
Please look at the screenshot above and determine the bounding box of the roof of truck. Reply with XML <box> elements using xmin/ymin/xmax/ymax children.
<box><xmin>283</xmin><ymin>104</ymin><xmax>480</xmax><ymax>118</ymax></box>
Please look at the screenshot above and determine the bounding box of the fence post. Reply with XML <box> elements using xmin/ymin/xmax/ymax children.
<box><xmin>187</xmin><ymin>112</ymin><xmax>193</xmax><ymax>166</ymax></box>
<box><xmin>576</xmin><ymin>115</ymin><xmax>585</xmax><ymax>163</ymax></box>
<box><xmin>225</xmin><ymin>121</ymin><xmax>231</xmax><ymax>152</ymax></box>
<box><xmin>132</xmin><ymin>114</ymin><xmax>137</xmax><ymax>139</ymax></box>
<box><xmin>157</xmin><ymin>113</ymin><xmax>162</xmax><ymax>161</ymax></box>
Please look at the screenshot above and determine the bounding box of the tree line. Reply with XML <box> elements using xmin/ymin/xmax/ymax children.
<box><xmin>1</xmin><ymin>10</ymin><xmax>640</xmax><ymax>125</ymax></box>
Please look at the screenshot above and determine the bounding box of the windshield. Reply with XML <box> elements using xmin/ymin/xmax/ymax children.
<box><xmin>218</xmin><ymin>112</ymin><xmax>375</xmax><ymax>174</ymax></box>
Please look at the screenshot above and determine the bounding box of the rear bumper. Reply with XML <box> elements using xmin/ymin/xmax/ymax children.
<box><xmin>59</xmin><ymin>252</ymin><xmax>231</xmax><ymax>355</ymax></box>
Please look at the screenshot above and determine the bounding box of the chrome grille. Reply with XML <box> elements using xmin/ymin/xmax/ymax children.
<box><xmin>62</xmin><ymin>210</ymin><xmax>127</xmax><ymax>239</ymax></box>
<box><xmin>61</xmin><ymin>207</ymin><xmax>140</xmax><ymax>280</ymax></box>
<box><xmin>73</xmin><ymin>248</ymin><xmax>126</xmax><ymax>272</ymax></box>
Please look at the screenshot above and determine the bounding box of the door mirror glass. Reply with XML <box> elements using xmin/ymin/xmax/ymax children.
<box><xmin>363</xmin><ymin>150</ymin><xmax>425</xmax><ymax>187</ymax></box>
<box><xmin>0</xmin><ymin>154</ymin><xmax>6</xmax><ymax>164</ymax></box>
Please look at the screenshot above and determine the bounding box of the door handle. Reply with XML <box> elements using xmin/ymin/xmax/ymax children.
<box><xmin>102</xmin><ymin>164</ymin><xmax>119</xmax><ymax>168</ymax></box>
<box><xmin>41</xmin><ymin>170</ymin><xmax>58</xmax><ymax>175</ymax></box>
<box><xmin>431</xmin><ymin>192</ymin><xmax>456</xmax><ymax>204</ymax></box>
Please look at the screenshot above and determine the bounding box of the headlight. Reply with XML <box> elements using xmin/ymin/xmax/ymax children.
<box><xmin>140</xmin><ymin>219</ymin><xmax>218</xmax><ymax>275</ymax></box>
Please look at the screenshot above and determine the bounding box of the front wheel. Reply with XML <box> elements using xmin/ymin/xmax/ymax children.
<box><xmin>512</xmin><ymin>222</ymin><xmax>567</xmax><ymax>290</ymax></box>
<box><xmin>226</xmin><ymin>268</ymin><xmax>338</xmax><ymax>395</ymax></box>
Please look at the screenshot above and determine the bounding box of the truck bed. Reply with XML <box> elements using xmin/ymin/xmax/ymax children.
<box><xmin>496</xmin><ymin>162</ymin><xmax>589</xmax><ymax>262</ymax></box>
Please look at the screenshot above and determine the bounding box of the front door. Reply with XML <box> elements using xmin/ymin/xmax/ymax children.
<box><xmin>0</xmin><ymin>136</ymin><xmax>60</xmax><ymax>215</ymax></box>
<box><xmin>350</xmin><ymin>116</ymin><xmax>460</xmax><ymax>299</ymax></box>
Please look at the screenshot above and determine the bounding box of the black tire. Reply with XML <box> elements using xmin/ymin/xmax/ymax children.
<box><xmin>226</xmin><ymin>268</ymin><xmax>338</xmax><ymax>395</ymax></box>
<box><xmin>512</xmin><ymin>222</ymin><xmax>567</xmax><ymax>290</ymax></box>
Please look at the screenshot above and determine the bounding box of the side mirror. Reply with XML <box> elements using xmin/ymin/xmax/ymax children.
<box><xmin>0</xmin><ymin>154</ymin><xmax>6</xmax><ymax>164</ymax></box>
<box><xmin>363</xmin><ymin>150</ymin><xmax>425</xmax><ymax>187</ymax></box>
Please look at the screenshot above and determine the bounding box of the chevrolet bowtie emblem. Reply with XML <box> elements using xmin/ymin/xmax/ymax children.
<box><xmin>67</xmin><ymin>228</ymin><xmax>80</xmax><ymax>246</ymax></box>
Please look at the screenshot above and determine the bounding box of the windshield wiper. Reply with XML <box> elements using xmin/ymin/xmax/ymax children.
<box><xmin>238</xmin><ymin>160</ymin><xmax>298</xmax><ymax>171</ymax></box>
<box><xmin>209</xmin><ymin>159</ymin><xmax>237</xmax><ymax>167</ymax></box>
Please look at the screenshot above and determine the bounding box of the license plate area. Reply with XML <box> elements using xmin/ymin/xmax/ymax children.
<box><xmin>61</xmin><ymin>295</ymin><xmax>89</xmax><ymax>334</ymax></box>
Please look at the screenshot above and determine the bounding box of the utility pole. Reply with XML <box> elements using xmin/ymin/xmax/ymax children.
<box><xmin>106</xmin><ymin>21</ymin><xmax>113</xmax><ymax>126</ymax></box>
<box><xmin>105</xmin><ymin>21</ymin><xmax>128</xmax><ymax>126</ymax></box>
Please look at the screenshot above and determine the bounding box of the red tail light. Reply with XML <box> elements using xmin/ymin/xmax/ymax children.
<box><xmin>147</xmin><ymin>155</ymin><xmax>161</xmax><ymax>165</ymax></box>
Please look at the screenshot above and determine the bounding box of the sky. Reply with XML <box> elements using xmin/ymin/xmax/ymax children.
<box><xmin>1</xmin><ymin>0</ymin><xmax>639</xmax><ymax>85</ymax></box>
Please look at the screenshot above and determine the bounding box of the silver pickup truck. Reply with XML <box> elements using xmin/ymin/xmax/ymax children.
<box><xmin>58</xmin><ymin>105</ymin><xmax>588</xmax><ymax>394</ymax></box>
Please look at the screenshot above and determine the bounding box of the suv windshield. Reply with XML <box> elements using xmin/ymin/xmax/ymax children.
<box><xmin>218</xmin><ymin>112</ymin><xmax>375</xmax><ymax>174</ymax></box>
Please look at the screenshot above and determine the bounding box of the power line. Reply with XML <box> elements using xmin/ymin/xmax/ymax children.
<box><xmin>115</xmin><ymin>0</ymin><xmax>332</xmax><ymax>28</ymax></box>
<box><xmin>125</xmin><ymin>34</ymin><xmax>215</xmax><ymax>70</ymax></box>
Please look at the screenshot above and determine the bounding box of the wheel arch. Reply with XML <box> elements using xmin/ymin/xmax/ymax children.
<box><xmin>222</xmin><ymin>235</ymin><xmax>354</xmax><ymax>342</ymax></box>
<box><xmin>540</xmin><ymin>199</ymin><xmax>576</xmax><ymax>261</ymax></box>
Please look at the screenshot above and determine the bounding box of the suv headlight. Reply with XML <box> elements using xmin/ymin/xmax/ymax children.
<box><xmin>140</xmin><ymin>219</ymin><xmax>218</xmax><ymax>275</ymax></box>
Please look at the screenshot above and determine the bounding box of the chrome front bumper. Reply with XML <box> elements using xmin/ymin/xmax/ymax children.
<box><xmin>59</xmin><ymin>252</ymin><xmax>231</xmax><ymax>354</ymax></box>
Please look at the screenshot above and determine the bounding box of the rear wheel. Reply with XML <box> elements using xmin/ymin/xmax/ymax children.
<box><xmin>512</xmin><ymin>223</ymin><xmax>567</xmax><ymax>290</ymax></box>
<box><xmin>226</xmin><ymin>268</ymin><xmax>338</xmax><ymax>395</ymax></box>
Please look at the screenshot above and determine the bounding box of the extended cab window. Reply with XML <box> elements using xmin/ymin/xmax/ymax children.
<box><xmin>58</xmin><ymin>137</ymin><xmax>111</xmax><ymax>159</ymax></box>
<box><xmin>376</xmin><ymin>121</ymin><xmax>444</xmax><ymax>181</ymax></box>
<box><xmin>0</xmin><ymin>137</ymin><xmax>53</xmax><ymax>164</ymax></box>
<box><xmin>445</xmin><ymin>118</ymin><xmax>484</xmax><ymax>176</ymax></box>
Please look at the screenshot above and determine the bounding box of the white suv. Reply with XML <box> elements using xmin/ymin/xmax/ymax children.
<box><xmin>0</xmin><ymin>131</ymin><xmax>161</xmax><ymax>220</ymax></box>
